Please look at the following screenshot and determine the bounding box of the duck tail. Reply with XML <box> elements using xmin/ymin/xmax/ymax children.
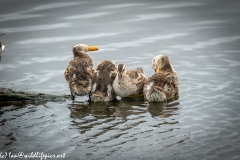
<box><xmin>146</xmin><ymin>86</ymin><xmax>167</xmax><ymax>102</ymax></box>
<box><xmin>137</xmin><ymin>67</ymin><xmax>144</xmax><ymax>74</ymax></box>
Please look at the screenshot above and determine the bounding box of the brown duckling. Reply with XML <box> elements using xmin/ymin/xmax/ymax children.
<box><xmin>90</xmin><ymin>60</ymin><xmax>117</xmax><ymax>102</ymax></box>
<box><xmin>113</xmin><ymin>64</ymin><xmax>147</xmax><ymax>98</ymax></box>
<box><xmin>64</xmin><ymin>44</ymin><xmax>98</xmax><ymax>100</ymax></box>
<box><xmin>143</xmin><ymin>54</ymin><xmax>179</xmax><ymax>102</ymax></box>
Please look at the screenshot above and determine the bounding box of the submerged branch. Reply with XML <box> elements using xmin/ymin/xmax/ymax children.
<box><xmin>0</xmin><ymin>88</ymin><xmax>70</xmax><ymax>102</ymax></box>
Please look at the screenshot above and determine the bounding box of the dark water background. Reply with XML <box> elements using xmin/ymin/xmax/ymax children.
<box><xmin>0</xmin><ymin>0</ymin><xmax>240</xmax><ymax>159</ymax></box>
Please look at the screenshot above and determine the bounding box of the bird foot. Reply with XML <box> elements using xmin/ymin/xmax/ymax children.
<box><xmin>70</xmin><ymin>92</ymin><xmax>75</xmax><ymax>101</ymax></box>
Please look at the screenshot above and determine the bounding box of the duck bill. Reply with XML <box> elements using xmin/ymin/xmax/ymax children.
<box><xmin>88</xmin><ymin>46</ymin><xmax>99</xmax><ymax>51</ymax></box>
<box><xmin>118</xmin><ymin>74</ymin><xmax>122</xmax><ymax>84</ymax></box>
<box><xmin>156</xmin><ymin>68</ymin><xmax>161</xmax><ymax>73</ymax></box>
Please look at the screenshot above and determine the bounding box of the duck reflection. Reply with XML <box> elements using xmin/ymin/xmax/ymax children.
<box><xmin>147</xmin><ymin>101</ymin><xmax>180</xmax><ymax>118</ymax></box>
<box><xmin>112</xmin><ymin>99</ymin><xmax>146</xmax><ymax>121</ymax></box>
<box><xmin>68</xmin><ymin>102</ymin><xmax>116</xmax><ymax>119</ymax></box>
<box><xmin>68</xmin><ymin>99</ymin><xmax>147</xmax><ymax>118</ymax></box>
<box><xmin>68</xmin><ymin>100</ymin><xmax>180</xmax><ymax>126</ymax></box>
<box><xmin>68</xmin><ymin>100</ymin><xmax>148</xmax><ymax>134</ymax></box>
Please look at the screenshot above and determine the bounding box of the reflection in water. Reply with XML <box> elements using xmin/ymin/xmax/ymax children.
<box><xmin>68</xmin><ymin>99</ymin><xmax>171</xmax><ymax>121</ymax></box>
<box><xmin>0</xmin><ymin>123</ymin><xmax>17</xmax><ymax>152</ymax></box>
<box><xmin>0</xmin><ymin>101</ymin><xmax>45</xmax><ymax>151</ymax></box>
<box><xmin>147</xmin><ymin>101</ymin><xmax>180</xmax><ymax>118</ymax></box>
<box><xmin>68</xmin><ymin>99</ymin><xmax>180</xmax><ymax>137</ymax></box>
<box><xmin>69</xmin><ymin>102</ymin><xmax>116</xmax><ymax>120</ymax></box>
<box><xmin>66</xmin><ymin>100</ymin><xmax>182</xmax><ymax>159</ymax></box>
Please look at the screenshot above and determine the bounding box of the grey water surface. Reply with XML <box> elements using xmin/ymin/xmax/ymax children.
<box><xmin>0</xmin><ymin>0</ymin><xmax>240</xmax><ymax>159</ymax></box>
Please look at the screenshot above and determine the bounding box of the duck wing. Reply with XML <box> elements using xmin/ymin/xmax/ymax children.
<box><xmin>127</xmin><ymin>69</ymin><xmax>147</xmax><ymax>84</ymax></box>
<box><xmin>65</xmin><ymin>59</ymin><xmax>94</xmax><ymax>91</ymax></box>
<box><xmin>91</xmin><ymin>61</ymin><xmax>117</xmax><ymax>102</ymax></box>
<box><xmin>145</xmin><ymin>72</ymin><xmax>178</xmax><ymax>101</ymax></box>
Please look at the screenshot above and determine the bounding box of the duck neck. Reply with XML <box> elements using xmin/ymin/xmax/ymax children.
<box><xmin>160</xmin><ymin>60</ymin><xmax>174</xmax><ymax>73</ymax></box>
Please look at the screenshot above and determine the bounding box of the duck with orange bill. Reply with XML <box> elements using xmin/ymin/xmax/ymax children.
<box><xmin>143</xmin><ymin>54</ymin><xmax>179</xmax><ymax>102</ymax></box>
<box><xmin>64</xmin><ymin>44</ymin><xmax>98</xmax><ymax>100</ymax></box>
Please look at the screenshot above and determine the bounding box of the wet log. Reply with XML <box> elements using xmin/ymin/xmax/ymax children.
<box><xmin>0</xmin><ymin>88</ymin><xmax>70</xmax><ymax>102</ymax></box>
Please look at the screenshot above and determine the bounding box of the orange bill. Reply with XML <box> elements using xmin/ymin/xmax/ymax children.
<box><xmin>156</xmin><ymin>68</ymin><xmax>161</xmax><ymax>73</ymax></box>
<box><xmin>88</xmin><ymin>46</ymin><xmax>99</xmax><ymax>51</ymax></box>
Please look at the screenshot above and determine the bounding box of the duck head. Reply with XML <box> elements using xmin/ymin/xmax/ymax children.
<box><xmin>152</xmin><ymin>54</ymin><xmax>174</xmax><ymax>73</ymax></box>
<box><xmin>117</xmin><ymin>64</ymin><xmax>127</xmax><ymax>84</ymax></box>
<box><xmin>72</xmin><ymin>44</ymin><xmax>98</xmax><ymax>57</ymax></box>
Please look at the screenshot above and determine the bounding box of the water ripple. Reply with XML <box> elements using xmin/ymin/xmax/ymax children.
<box><xmin>151</xmin><ymin>2</ymin><xmax>203</xmax><ymax>9</ymax></box>
<box><xmin>101</xmin><ymin>33</ymin><xmax>188</xmax><ymax>51</ymax></box>
<box><xmin>26</xmin><ymin>2</ymin><xmax>82</xmax><ymax>12</ymax></box>
<box><xmin>187</xmin><ymin>20</ymin><xmax>227</xmax><ymax>25</ymax></box>
<box><xmin>31</xmin><ymin>56</ymin><xmax>71</xmax><ymax>63</ymax></box>
<box><xmin>0</xmin><ymin>64</ymin><xmax>17</xmax><ymax>70</ymax></box>
<box><xmin>0</xmin><ymin>13</ymin><xmax>43</xmax><ymax>22</ymax></box>
<box><xmin>171</xmin><ymin>36</ymin><xmax>240</xmax><ymax>50</ymax></box>
<box><xmin>64</xmin><ymin>12</ymin><xmax>109</xmax><ymax>20</ymax></box>
<box><xmin>17</xmin><ymin>32</ymin><xmax>123</xmax><ymax>45</ymax></box>
<box><xmin>101</xmin><ymin>3</ymin><xmax>145</xmax><ymax>9</ymax></box>
<box><xmin>126</xmin><ymin>13</ymin><xmax>172</xmax><ymax>22</ymax></box>
<box><xmin>0</xmin><ymin>23</ymin><xmax>71</xmax><ymax>33</ymax></box>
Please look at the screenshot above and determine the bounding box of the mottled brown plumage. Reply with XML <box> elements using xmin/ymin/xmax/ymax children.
<box><xmin>64</xmin><ymin>44</ymin><xmax>98</xmax><ymax>100</ymax></box>
<box><xmin>144</xmin><ymin>54</ymin><xmax>179</xmax><ymax>102</ymax></box>
<box><xmin>90</xmin><ymin>60</ymin><xmax>117</xmax><ymax>102</ymax></box>
<box><xmin>113</xmin><ymin>64</ymin><xmax>147</xmax><ymax>98</ymax></box>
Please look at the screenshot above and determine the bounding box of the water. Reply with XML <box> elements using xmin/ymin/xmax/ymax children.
<box><xmin>0</xmin><ymin>0</ymin><xmax>240</xmax><ymax>159</ymax></box>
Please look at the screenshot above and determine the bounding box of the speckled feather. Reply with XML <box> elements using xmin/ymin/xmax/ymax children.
<box><xmin>113</xmin><ymin>66</ymin><xmax>147</xmax><ymax>98</ymax></box>
<box><xmin>90</xmin><ymin>60</ymin><xmax>117</xmax><ymax>102</ymax></box>
<box><xmin>144</xmin><ymin>54</ymin><xmax>179</xmax><ymax>102</ymax></box>
<box><xmin>144</xmin><ymin>72</ymin><xmax>179</xmax><ymax>102</ymax></box>
<box><xmin>64</xmin><ymin>48</ymin><xmax>94</xmax><ymax>97</ymax></box>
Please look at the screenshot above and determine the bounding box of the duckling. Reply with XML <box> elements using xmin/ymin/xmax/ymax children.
<box><xmin>113</xmin><ymin>64</ymin><xmax>147</xmax><ymax>98</ymax></box>
<box><xmin>90</xmin><ymin>60</ymin><xmax>117</xmax><ymax>102</ymax></box>
<box><xmin>0</xmin><ymin>42</ymin><xmax>5</xmax><ymax>61</ymax></box>
<box><xmin>64</xmin><ymin>44</ymin><xmax>98</xmax><ymax>100</ymax></box>
<box><xmin>143</xmin><ymin>54</ymin><xmax>179</xmax><ymax>102</ymax></box>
